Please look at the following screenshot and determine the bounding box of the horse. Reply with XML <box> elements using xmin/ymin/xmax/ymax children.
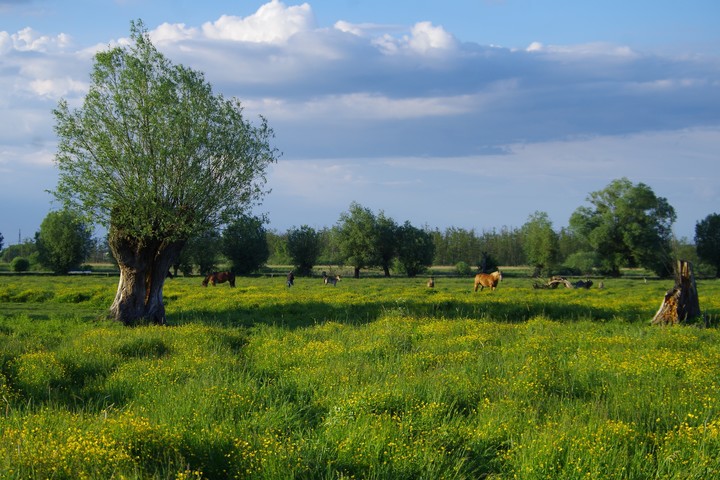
<box><xmin>202</xmin><ymin>271</ymin><xmax>236</xmax><ymax>287</ymax></box>
<box><xmin>474</xmin><ymin>270</ymin><xmax>502</xmax><ymax>292</ymax></box>
<box><xmin>322</xmin><ymin>272</ymin><xmax>341</xmax><ymax>286</ymax></box>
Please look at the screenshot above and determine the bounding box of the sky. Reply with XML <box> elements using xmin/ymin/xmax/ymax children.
<box><xmin>1</xmin><ymin>0</ymin><xmax>719</xmax><ymax>246</ymax></box>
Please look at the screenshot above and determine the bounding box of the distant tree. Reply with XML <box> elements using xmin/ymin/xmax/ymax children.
<box><xmin>286</xmin><ymin>225</ymin><xmax>321</xmax><ymax>276</ymax></box>
<box><xmin>336</xmin><ymin>202</ymin><xmax>379</xmax><ymax>278</ymax></box>
<box><xmin>0</xmin><ymin>231</ymin><xmax>4</xmax><ymax>252</ymax></box>
<box><xmin>177</xmin><ymin>230</ymin><xmax>222</xmax><ymax>276</ymax></box>
<box><xmin>396</xmin><ymin>221</ymin><xmax>435</xmax><ymax>277</ymax></box>
<box><xmin>695</xmin><ymin>213</ymin><xmax>720</xmax><ymax>277</ymax></box>
<box><xmin>1</xmin><ymin>240</ymin><xmax>37</xmax><ymax>264</ymax></box>
<box><xmin>522</xmin><ymin>211</ymin><xmax>559</xmax><ymax>277</ymax></box>
<box><xmin>35</xmin><ymin>209</ymin><xmax>93</xmax><ymax>274</ymax></box>
<box><xmin>266</xmin><ymin>229</ymin><xmax>291</xmax><ymax>265</ymax></box>
<box><xmin>557</xmin><ymin>226</ymin><xmax>587</xmax><ymax>264</ymax></box>
<box><xmin>223</xmin><ymin>215</ymin><xmax>269</xmax><ymax>275</ymax></box>
<box><xmin>11</xmin><ymin>257</ymin><xmax>30</xmax><ymax>272</ymax></box>
<box><xmin>318</xmin><ymin>227</ymin><xmax>342</xmax><ymax>265</ymax></box>
<box><xmin>478</xmin><ymin>227</ymin><xmax>525</xmax><ymax>266</ymax></box>
<box><xmin>432</xmin><ymin>227</ymin><xmax>484</xmax><ymax>267</ymax></box>
<box><xmin>52</xmin><ymin>21</ymin><xmax>277</xmax><ymax>324</ymax></box>
<box><xmin>375</xmin><ymin>212</ymin><xmax>399</xmax><ymax>277</ymax></box>
<box><xmin>569</xmin><ymin>178</ymin><xmax>676</xmax><ymax>277</ymax></box>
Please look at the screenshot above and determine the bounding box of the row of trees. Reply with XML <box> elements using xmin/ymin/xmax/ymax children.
<box><xmin>7</xmin><ymin>182</ymin><xmax>720</xmax><ymax>281</ymax></box>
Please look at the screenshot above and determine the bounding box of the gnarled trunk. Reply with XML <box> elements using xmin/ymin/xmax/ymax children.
<box><xmin>109</xmin><ymin>230</ymin><xmax>184</xmax><ymax>326</ymax></box>
<box><xmin>651</xmin><ymin>260</ymin><xmax>701</xmax><ymax>326</ymax></box>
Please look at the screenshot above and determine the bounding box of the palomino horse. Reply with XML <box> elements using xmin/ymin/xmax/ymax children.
<box><xmin>202</xmin><ymin>271</ymin><xmax>236</xmax><ymax>287</ymax></box>
<box><xmin>474</xmin><ymin>270</ymin><xmax>502</xmax><ymax>292</ymax></box>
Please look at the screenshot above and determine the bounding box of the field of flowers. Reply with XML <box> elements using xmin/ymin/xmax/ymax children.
<box><xmin>1</xmin><ymin>273</ymin><xmax>720</xmax><ymax>479</ymax></box>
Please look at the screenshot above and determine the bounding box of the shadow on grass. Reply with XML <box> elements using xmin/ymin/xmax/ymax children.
<box><xmin>168</xmin><ymin>297</ymin><xmax>652</xmax><ymax>329</ymax></box>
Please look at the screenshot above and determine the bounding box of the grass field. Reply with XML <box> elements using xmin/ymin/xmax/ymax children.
<box><xmin>1</xmin><ymin>273</ymin><xmax>720</xmax><ymax>479</ymax></box>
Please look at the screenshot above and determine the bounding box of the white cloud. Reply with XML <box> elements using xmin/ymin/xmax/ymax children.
<box><xmin>406</xmin><ymin>21</ymin><xmax>456</xmax><ymax>53</ymax></box>
<box><xmin>28</xmin><ymin>76</ymin><xmax>88</xmax><ymax>98</ymax></box>
<box><xmin>201</xmin><ymin>0</ymin><xmax>314</xmax><ymax>44</ymax></box>
<box><xmin>525</xmin><ymin>41</ymin><xmax>637</xmax><ymax>58</ymax></box>
<box><xmin>0</xmin><ymin>27</ymin><xmax>71</xmax><ymax>52</ymax></box>
<box><xmin>150</xmin><ymin>22</ymin><xmax>198</xmax><ymax>45</ymax></box>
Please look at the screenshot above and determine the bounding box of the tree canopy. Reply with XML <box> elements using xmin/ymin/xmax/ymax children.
<box><xmin>35</xmin><ymin>209</ymin><xmax>93</xmax><ymax>274</ymax></box>
<box><xmin>569</xmin><ymin>178</ymin><xmax>676</xmax><ymax>277</ymax></box>
<box><xmin>52</xmin><ymin>21</ymin><xmax>278</xmax><ymax>324</ymax></box>
<box><xmin>695</xmin><ymin>213</ymin><xmax>720</xmax><ymax>278</ymax></box>
<box><xmin>522</xmin><ymin>211</ymin><xmax>559</xmax><ymax>277</ymax></box>
<box><xmin>222</xmin><ymin>215</ymin><xmax>269</xmax><ymax>275</ymax></box>
<box><xmin>287</xmin><ymin>225</ymin><xmax>321</xmax><ymax>276</ymax></box>
<box><xmin>335</xmin><ymin>202</ymin><xmax>379</xmax><ymax>278</ymax></box>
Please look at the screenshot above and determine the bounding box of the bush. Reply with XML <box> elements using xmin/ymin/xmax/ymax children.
<box><xmin>563</xmin><ymin>251</ymin><xmax>598</xmax><ymax>275</ymax></box>
<box><xmin>11</xmin><ymin>257</ymin><xmax>30</xmax><ymax>272</ymax></box>
<box><xmin>455</xmin><ymin>261</ymin><xmax>471</xmax><ymax>276</ymax></box>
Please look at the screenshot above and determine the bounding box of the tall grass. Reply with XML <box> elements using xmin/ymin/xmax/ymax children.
<box><xmin>1</xmin><ymin>275</ymin><xmax>720</xmax><ymax>478</ymax></box>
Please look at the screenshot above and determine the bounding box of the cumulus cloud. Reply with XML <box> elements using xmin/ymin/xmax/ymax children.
<box><xmin>201</xmin><ymin>0</ymin><xmax>314</xmax><ymax>44</ymax></box>
<box><xmin>0</xmin><ymin>27</ymin><xmax>71</xmax><ymax>52</ymax></box>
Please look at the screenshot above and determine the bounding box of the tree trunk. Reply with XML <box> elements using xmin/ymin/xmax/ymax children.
<box><xmin>651</xmin><ymin>260</ymin><xmax>701</xmax><ymax>326</ymax></box>
<box><xmin>354</xmin><ymin>266</ymin><xmax>360</xmax><ymax>279</ymax></box>
<box><xmin>108</xmin><ymin>229</ymin><xmax>184</xmax><ymax>326</ymax></box>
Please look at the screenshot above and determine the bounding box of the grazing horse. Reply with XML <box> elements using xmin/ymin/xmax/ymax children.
<box><xmin>474</xmin><ymin>270</ymin><xmax>502</xmax><ymax>292</ymax></box>
<box><xmin>322</xmin><ymin>272</ymin><xmax>341</xmax><ymax>286</ymax></box>
<box><xmin>202</xmin><ymin>271</ymin><xmax>236</xmax><ymax>287</ymax></box>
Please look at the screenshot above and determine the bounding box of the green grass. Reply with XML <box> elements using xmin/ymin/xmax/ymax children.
<box><xmin>1</xmin><ymin>274</ymin><xmax>720</xmax><ymax>478</ymax></box>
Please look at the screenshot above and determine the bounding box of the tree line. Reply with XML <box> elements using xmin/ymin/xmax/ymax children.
<box><xmin>5</xmin><ymin>183</ymin><xmax>720</xmax><ymax>280</ymax></box>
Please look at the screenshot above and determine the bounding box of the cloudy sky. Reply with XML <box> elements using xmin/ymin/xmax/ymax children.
<box><xmin>1</xmin><ymin>0</ymin><xmax>719</xmax><ymax>245</ymax></box>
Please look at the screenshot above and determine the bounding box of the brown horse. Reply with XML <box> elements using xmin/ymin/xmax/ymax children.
<box><xmin>474</xmin><ymin>270</ymin><xmax>502</xmax><ymax>292</ymax></box>
<box><xmin>202</xmin><ymin>271</ymin><xmax>236</xmax><ymax>287</ymax></box>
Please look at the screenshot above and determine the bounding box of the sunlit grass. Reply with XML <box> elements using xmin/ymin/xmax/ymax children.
<box><xmin>1</xmin><ymin>274</ymin><xmax>720</xmax><ymax>478</ymax></box>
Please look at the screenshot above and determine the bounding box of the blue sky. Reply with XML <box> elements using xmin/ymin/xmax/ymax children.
<box><xmin>1</xmin><ymin>0</ymin><xmax>719</xmax><ymax>246</ymax></box>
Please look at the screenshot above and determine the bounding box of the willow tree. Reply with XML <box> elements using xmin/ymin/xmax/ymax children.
<box><xmin>52</xmin><ymin>21</ymin><xmax>277</xmax><ymax>325</ymax></box>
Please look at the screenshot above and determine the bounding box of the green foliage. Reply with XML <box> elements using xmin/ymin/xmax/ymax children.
<box><xmin>179</xmin><ymin>230</ymin><xmax>221</xmax><ymax>275</ymax></box>
<box><xmin>1</xmin><ymin>240</ymin><xmax>38</xmax><ymax>264</ymax></box>
<box><xmin>52</xmin><ymin>20</ymin><xmax>277</xmax><ymax>240</ymax></box>
<box><xmin>432</xmin><ymin>226</ymin><xmax>526</xmax><ymax>267</ymax></box>
<box><xmin>521</xmin><ymin>211</ymin><xmax>559</xmax><ymax>276</ymax></box>
<box><xmin>375</xmin><ymin>212</ymin><xmax>399</xmax><ymax>276</ymax></box>
<box><xmin>335</xmin><ymin>202</ymin><xmax>379</xmax><ymax>277</ymax></box>
<box><xmin>395</xmin><ymin>221</ymin><xmax>435</xmax><ymax>277</ymax></box>
<box><xmin>569</xmin><ymin>177</ymin><xmax>676</xmax><ymax>277</ymax></box>
<box><xmin>287</xmin><ymin>225</ymin><xmax>321</xmax><ymax>276</ymax></box>
<box><xmin>10</xmin><ymin>257</ymin><xmax>30</xmax><ymax>272</ymax></box>
<box><xmin>563</xmin><ymin>251</ymin><xmax>598</xmax><ymax>275</ymax></box>
<box><xmin>35</xmin><ymin>209</ymin><xmax>92</xmax><ymax>274</ymax></box>
<box><xmin>222</xmin><ymin>215</ymin><xmax>269</xmax><ymax>275</ymax></box>
<box><xmin>695</xmin><ymin>213</ymin><xmax>720</xmax><ymax>277</ymax></box>
<box><xmin>455</xmin><ymin>261</ymin><xmax>471</xmax><ymax>275</ymax></box>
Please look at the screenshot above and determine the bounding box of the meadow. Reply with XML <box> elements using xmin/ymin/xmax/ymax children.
<box><xmin>1</xmin><ymin>272</ymin><xmax>720</xmax><ymax>479</ymax></box>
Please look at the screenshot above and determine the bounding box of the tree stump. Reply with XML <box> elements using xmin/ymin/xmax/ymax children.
<box><xmin>651</xmin><ymin>260</ymin><xmax>701</xmax><ymax>325</ymax></box>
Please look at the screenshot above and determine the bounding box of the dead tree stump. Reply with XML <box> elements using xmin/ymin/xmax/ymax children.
<box><xmin>651</xmin><ymin>260</ymin><xmax>701</xmax><ymax>325</ymax></box>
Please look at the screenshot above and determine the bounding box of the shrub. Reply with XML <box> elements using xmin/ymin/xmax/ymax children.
<box><xmin>11</xmin><ymin>257</ymin><xmax>30</xmax><ymax>272</ymax></box>
<box><xmin>455</xmin><ymin>261</ymin><xmax>471</xmax><ymax>276</ymax></box>
<box><xmin>563</xmin><ymin>251</ymin><xmax>598</xmax><ymax>275</ymax></box>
